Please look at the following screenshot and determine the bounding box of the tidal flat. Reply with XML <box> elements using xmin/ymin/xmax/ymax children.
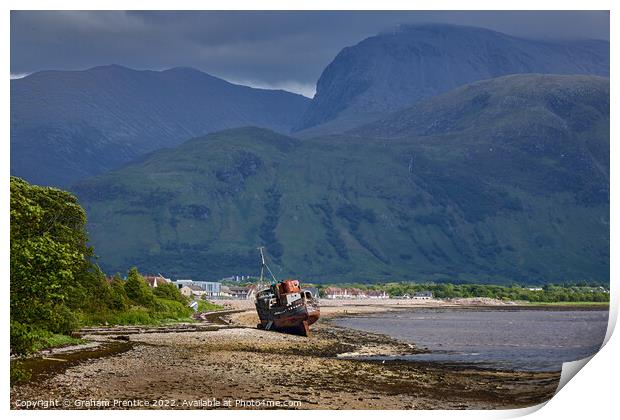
<box><xmin>10</xmin><ymin>301</ymin><xmax>565</xmax><ymax>410</ymax></box>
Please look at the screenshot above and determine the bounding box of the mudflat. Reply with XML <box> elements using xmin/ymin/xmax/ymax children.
<box><xmin>11</xmin><ymin>302</ymin><xmax>561</xmax><ymax>410</ymax></box>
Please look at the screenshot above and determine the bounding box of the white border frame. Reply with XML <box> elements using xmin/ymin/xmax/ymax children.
<box><xmin>2</xmin><ymin>2</ymin><xmax>616</xmax><ymax>420</ymax></box>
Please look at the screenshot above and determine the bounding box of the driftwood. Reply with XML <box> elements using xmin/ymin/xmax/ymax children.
<box><xmin>75</xmin><ymin>309</ymin><xmax>246</xmax><ymax>337</ymax></box>
<box><xmin>75</xmin><ymin>323</ymin><xmax>222</xmax><ymax>337</ymax></box>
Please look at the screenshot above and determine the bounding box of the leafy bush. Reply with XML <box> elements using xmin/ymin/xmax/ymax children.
<box><xmin>10</xmin><ymin>177</ymin><xmax>92</xmax><ymax>354</ymax></box>
<box><xmin>10</xmin><ymin>321</ymin><xmax>37</xmax><ymax>356</ymax></box>
<box><xmin>317</xmin><ymin>281</ymin><xmax>609</xmax><ymax>303</ymax></box>
<box><xmin>10</xmin><ymin>362</ymin><xmax>31</xmax><ymax>385</ymax></box>
<box><xmin>197</xmin><ymin>300</ymin><xmax>224</xmax><ymax>312</ymax></box>
<box><xmin>109</xmin><ymin>276</ymin><xmax>130</xmax><ymax>310</ymax></box>
<box><xmin>124</xmin><ymin>267</ymin><xmax>156</xmax><ymax>307</ymax></box>
<box><xmin>10</xmin><ymin>178</ymin><xmax>195</xmax><ymax>356</ymax></box>
<box><xmin>152</xmin><ymin>298</ymin><xmax>193</xmax><ymax>321</ymax></box>
<box><xmin>153</xmin><ymin>282</ymin><xmax>187</xmax><ymax>304</ymax></box>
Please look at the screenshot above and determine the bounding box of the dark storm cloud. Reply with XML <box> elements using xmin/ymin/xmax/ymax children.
<box><xmin>10</xmin><ymin>10</ymin><xmax>610</xmax><ymax>97</ymax></box>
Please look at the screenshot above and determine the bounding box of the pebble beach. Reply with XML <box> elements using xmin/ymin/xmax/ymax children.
<box><xmin>11</xmin><ymin>300</ymin><xmax>562</xmax><ymax>410</ymax></box>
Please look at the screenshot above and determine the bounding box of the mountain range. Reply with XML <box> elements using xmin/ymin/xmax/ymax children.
<box><xmin>11</xmin><ymin>65</ymin><xmax>310</xmax><ymax>186</ymax></box>
<box><xmin>296</xmin><ymin>24</ymin><xmax>609</xmax><ymax>133</ymax></box>
<box><xmin>11</xmin><ymin>24</ymin><xmax>610</xmax><ymax>283</ymax></box>
<box><xmin>73</xmin><ymin>74</ymin><xmax>609</xmax><ymax>283</ymax></box>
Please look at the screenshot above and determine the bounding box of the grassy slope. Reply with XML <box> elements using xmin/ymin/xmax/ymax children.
<box><xmin>31</xmin><ymin>333</ymin><xmax>87</xmax><ymax>352</ymax></box>
<box><xmin>11</xmin><ymin>65</ymin><xmax>310</xmax><ymax>187</ymax></box>
<box><xmin>74</xmin><ymin>75</ymin><xmax>609</xmax><ymax>284</ymax></box>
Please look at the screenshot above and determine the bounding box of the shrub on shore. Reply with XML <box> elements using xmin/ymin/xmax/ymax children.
<box><xmin>197</xmin><ymin>300</ymin><xmax>224</xmax><ymax>312</ymax></box>
<box><xmin>124</xmin><ymin>267</ymin><xmax>156</xmax><ymax>307</ymax></box>
<box><xmin>316</xmin><ymin>281</ymin><xmax>609</xmax><ymax>303</ymax></box>
<box><xmin>10</xmin><ymin>177</ymin><xmax>193</xmax><ymax>357</ymax></box>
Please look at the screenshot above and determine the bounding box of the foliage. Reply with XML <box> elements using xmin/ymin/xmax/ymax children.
<box><xmin>10</xmin><ymin>362</ymin><xmax>31</xmax><ymax>385</ymax></box>
<box><xmin>10</xmin><ymin>177</ymin><xmax>193</xmax><ymax>356</ymax></box>
<box><xmin>32</xmin><ymin>333</ymin><xmax>86</xmax><ymax>352</ymax></box>
<box><xmin>317</xmin><ymin>281</ymin><xmax>610</xmax><ymax>303</ymax></box>
<box><xmin>153</xmin><ymin>281</ymin><xmax>188</xmax><ymax>304</ymax></box>
<box><xmin>79</xmin><ymin>297</ymin><xmax>193</xmax><ymax>326</ymax></box>
<box><xmin>74</xmin><ymin>81</ymin><xmax>609</xmax><ymax>283</ymax></box>
<box><xmin>109</xmin><ymin>276</ymin><xmax>130</xmax><ymax>310</ymax></box>
<box><xmin>10</xmin><ymin>177</ymin><xmax>91</xmax><ymax>354</ymax></box>
<box><xmin>197</xmin><ymin>300</ymin><xmax>224</xmax><ymax>312</ymax></box>
<box><xmin>152</xmin><ymin>298</ymin><xmax>194</xmax><ymax>321</ymax></box>
<box><xmin>124</xmin><ymin>267</ymin><xmax>156</xmax><ymax>307</ymax></box>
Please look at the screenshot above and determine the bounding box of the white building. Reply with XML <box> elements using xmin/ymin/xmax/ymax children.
<box><xmin>413</xmin><ymin>291</ymin><xmax>433</xmax><ymax>300</ymax></box>
<box><xmin>174</xmin><ymin>280</ymin><xmax>221</xmax><ymax>298</ymax></box>
<box><xmin>192</xmin><ymin>281</ymin><xmax>222</xmax><ymax>298</ymax></box>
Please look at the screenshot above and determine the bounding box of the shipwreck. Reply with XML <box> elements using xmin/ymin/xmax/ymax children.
<box><xmin>254</xmin><ymin>248</ymin><xmax>320</xmax><ymax>336</ymax></box>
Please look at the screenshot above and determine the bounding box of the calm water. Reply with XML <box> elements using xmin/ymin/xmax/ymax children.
<box><xmin>333</xmin><ymin>308</ymin><xmax>609</xmax><ymax>371</ymax></box>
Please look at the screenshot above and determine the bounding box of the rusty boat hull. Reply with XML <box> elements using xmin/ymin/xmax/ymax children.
<box><xmin>254</xmin><ymin>249</ymin><xmax>320</xmax><ymax>336</ymax></box>
<box><xmin>256</xmin><ymin>299</ymin><xmax>320</xmax><ymax>336</ymax></box>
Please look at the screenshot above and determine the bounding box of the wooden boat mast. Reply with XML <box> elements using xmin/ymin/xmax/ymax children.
<box><xmin>258</xmin><ymin>247</ymin><xmax>278</xmax><ymax>288</ymax></box>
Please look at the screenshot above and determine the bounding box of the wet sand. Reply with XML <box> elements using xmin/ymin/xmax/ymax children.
<box><xmin>10</xmin><ymin>301</ymin><xmax>561</xmax><ymax>410</ymax></box>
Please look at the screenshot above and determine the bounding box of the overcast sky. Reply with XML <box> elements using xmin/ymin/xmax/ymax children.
<box><xmin>10</xmin><ymin>11</ymin><xmax>610</xmax><ymax>97</ymax></box>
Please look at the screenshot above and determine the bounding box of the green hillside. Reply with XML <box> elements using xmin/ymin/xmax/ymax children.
<box><xmin>73</xmin><ymin>74</ymin><xmax>609</xmax><ymax>284</ymax></box>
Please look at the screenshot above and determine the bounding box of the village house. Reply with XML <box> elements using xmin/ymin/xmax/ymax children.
<box><xmin>221</xmin><ymin>275</ymin><xmax>252</xmax><ymax>282</ymax></box>
<box><xmin>366</xmin><ymin>290</ymin><xmax>389</xmax><ymax>299</ymax></box>
<box><xmin>413</xmin><ymin>291</ymin><xmax>434</xmax><ymax>300</ymax></box>
<box><xmin>174</xmin><ymin>280</ymin><xmax>222</xmax><ymax>298</ymax></box>
<box><xmin>191</xmin><ymin>281</ymin><xmax>222</xmax><ymax>298</ymax></box>
<box><xmin>175</xmin><ymin>279</ymin><xmax>194</xmax><ymax>287</ymax></box>
<box><xmin>188</xmin><ymin>284</ymin><xmax>207</xmax><ymax>297</ymax></box>
<box><xmin>227</xmin><ymin>285</ymin><xmax>257</xmax><ymax>300</ymax></box>
<box><xmin>220</xmin><ymin>285</ymin><xmax>232</xmax><ymax>298</ymax></box>
<box><xmin>144</xmin><ymin>275</ymin><xmax>172</xmax><ymax>288</ymax></box>
<box><xmin>179</xmin><ymin>285</ymin><xmax>192</xmax><ymax>297</ymax></box>
<box><xmin>323</xmin><ymin>287</ymin><xmax>369</xmax><ymax>299</ymax></box>
<box><xmin>179</xmin><ymin>284</ymin><xmax>207</xmax><ymax>298</ymax></box>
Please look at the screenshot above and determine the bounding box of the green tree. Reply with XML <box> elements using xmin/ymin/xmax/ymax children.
<box><xmin>124</xmin><ymin>267</ymin><xmax>155</xmax><ymax>307</ymax></box>
<box><xmin>10</xmin><ymin>178</ymin><xmax>198</xmax><ymax>357</ymax></box>
<box><xmin>10</xmin><ymin>177</ymin><xmax>91</xmax><ymax>354</ymax></box>
<box><xmin>153</xmin><ymin>282</ymin><xmax>187</xmax><ymax>304</ymax></box>
<box><xmin>109</xmin><ymin>276</ymin><xmax>130</xmax><ymax>310</ymax></box>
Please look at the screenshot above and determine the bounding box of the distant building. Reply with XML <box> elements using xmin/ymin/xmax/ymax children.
<box><xmin>179</xmin><ymin>285</ymin><xmax>193</xmax><ymax>297</ymax></box>
<box><xmin>188</xmin><ymin>284</ymin><xmax>207</xmax><ymax>297</ymax></box>
<box><xmin>366</xmin><ymin>290</ymin><xmax>389</xmax><ymax>299</ymax></box>
<box><xmin>323</xmin><ymin>287</ymin><xmax>347</xmax><ymax>299</ymax></box>
<box><xmin>173</xmin><ymin>280</ymin><xmax>221</xmax><ymax>298</ymax></box>
<box><xmin>413</xmin><ymin>291</ymin><xmax>433</xmax><ymax>300</ymax></box>
<box><xmin>178</xmin><ymin>284</ymin><xmax>206</xmax><ymax>298</ymax></box>
<box><xmin>144</xmin><ymin>275</ymin><xmax>171</xmax><ymax>288</ymax></box>
<box><xmin>221</xmin><ymin>275</ymin><xmax>252</xmax><ymax>283</ymax></box>
<box><xmin>220</xmin><ymin>285</ymin><xmax>232</xmax><ymax>298</ymax></box>
<box><xmin>228</xmin><ymin>285</ymin><xmax>257</xmax><ymax>300</ymax></box>
<box><xmin>175</xmin><ymin>279</ymin><xmax>194</xmax><ymax>288</ymax></box>
<box><xmin>191</xmin><ymin>281</ymin><xmax>222</xmax><ymax>298</ymax></box>
<box><xmin>323</xmin><ymin>287</ymin><xmax>368</xmax><ymax>299</ymax></box>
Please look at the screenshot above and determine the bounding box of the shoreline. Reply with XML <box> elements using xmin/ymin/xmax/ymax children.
<box><xmin>10</xmin><ymin>301</ymin><xmax>572</xmax><ymax>410</ymax></box>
